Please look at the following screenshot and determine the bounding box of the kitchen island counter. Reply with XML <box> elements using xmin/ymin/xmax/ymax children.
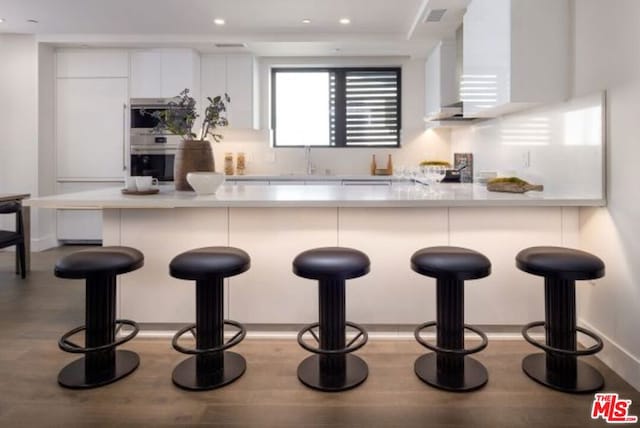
<box><xmin>26</xmin><ymin>183</ymin><xmax>588</xmax><ymax>327</ymax></box>
<box><xmin>26</xmin><ymin>183</ymin><xmax>604</xmax><ymax>209</ymax></box>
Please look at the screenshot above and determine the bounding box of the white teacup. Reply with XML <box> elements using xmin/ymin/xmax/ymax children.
<box><xmin>124</xmin><ymin>176</ymin><xmax>139</xmax><ymax>191</ymax></box>
<box><xmin>135</xmin><ymin>176</ymin><xmax>159</xmax><ymax>191</ymax></box>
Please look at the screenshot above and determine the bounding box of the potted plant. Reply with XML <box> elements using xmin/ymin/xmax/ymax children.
<box><xmin>146</xmin><ymin>89</ymin><xmax>230</xmax><ymax>190</ymax></box>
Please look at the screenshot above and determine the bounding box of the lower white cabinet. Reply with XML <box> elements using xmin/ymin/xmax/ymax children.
<box><xmin>56</xmin><ymin>181</ymin><xmax>122</xmax><ymax>242</ymax></box>
<box><xmin>57</xmin><ymin>210</ymin><xmax>103</xmax><ymax>242</ymax></box>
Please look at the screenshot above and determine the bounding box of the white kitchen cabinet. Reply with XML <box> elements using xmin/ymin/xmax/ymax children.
<box><xmin>424</xmin><ymin>38</ymin><xmax>458</xmax><ymax>119</ymax></box>
<box><xmin>130</xmin><ymin>49</ymin><xmax>200</xmax><ymax>98</ymax></box>
<box><xmin>56</xmin><ymin>49</ymin><xmax>129</xmax><ymax>78</ymax></box>
<box><xmin>56</xmin><ymin>77</ymin><xmax>128</xmax><ymax>179</ymax></box>
<box><xmin>462</xmin><ymin>0</ymin><xmax>570</xmax><ymax>117</ymax></box>
<box><xmin>129</xmin><ymin>50</ymin><xmax>162</xmax><ymax>98</ymax></box>
<box><xmin>201</xmin><ymin>54</ymin><xmax>259</xmax><ymax>129</ymax></box>
<box><xmin>56</xmin><ymin>181</ymin><xmax>122</xmax><ymax>242</ymax></box>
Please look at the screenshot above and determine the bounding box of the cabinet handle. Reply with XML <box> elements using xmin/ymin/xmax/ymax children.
<box><xmin>122</xmin><ymin>103</ymin><xmax>127</xmax><ymax>171</ymax></box>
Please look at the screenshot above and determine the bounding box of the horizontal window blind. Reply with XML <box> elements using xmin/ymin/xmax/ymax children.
<box><xmin>345</xmin><ymin>70</ymin><xmax>400</xmax><ymax>146</ymax></box>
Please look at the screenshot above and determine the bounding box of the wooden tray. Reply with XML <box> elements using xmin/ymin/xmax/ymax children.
<box><xmin>487</xmin><ymin>182</ymin><xmax>543</xmax><ymax>193</ymax></box>
<box><xmin>121</xmin><ymin>188</ymin><xmax>160</xmax><ymax>195</ymax></box>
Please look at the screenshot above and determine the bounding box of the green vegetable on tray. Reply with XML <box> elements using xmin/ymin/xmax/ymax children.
<box><xmin>487</xmin><ymin>177</ymin><xmax>531</xmax><ymax>185</ymax></box>
<box><xmin>419</xmin><ymin>160</ymin><xmax>451</xmax><ymax>167</ymax></box>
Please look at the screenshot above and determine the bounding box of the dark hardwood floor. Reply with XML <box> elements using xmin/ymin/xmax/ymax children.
<box><xmin>1</xmin><ymin>247</ymin><xmax>638</xmax><ymax>427</ymax></box>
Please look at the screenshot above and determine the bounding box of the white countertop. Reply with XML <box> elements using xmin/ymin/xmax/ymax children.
<box><xmin>225</xmin><ymin>174</ymin><xmax>395</xmax><ymax>182</ymax></box>
<box><xmin>26</xmin><ymin>183</ymin><xmax>605</xmax><ymax>209</ymax></box>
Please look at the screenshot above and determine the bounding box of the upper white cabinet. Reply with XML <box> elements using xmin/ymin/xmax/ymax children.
<box><xmin>130</xmin><ymin>49</ymin><xmax>200</xmax><ymax>98</ymax></box>
<box><xmin>56</xmin><ymin>49</ymin><xmax>129</xmax><ymax>78</ymax></box>
<box><xmin>462</xmin><ymin>0</ymin><xmax>570</xmax><ymax>117</ymax></box>
<box><xmin>424</xmin><ymin>38</ymin><xmax>458</xmax><ymax>119</ymax></box>
<box><xmin>201</xmin><ymin>55</ymin><xmax>259</xmax><ymax>129</ymax></box>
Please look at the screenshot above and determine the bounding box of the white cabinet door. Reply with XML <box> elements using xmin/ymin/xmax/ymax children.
<box><xmin>56</xmin><ymin>78</ymin><xmax>128</xmax><ymax>179</ymax></box>
<box><xmin>130</xmin><ymin>50</ymin><xmax>162</xmax><ymax>98</ymax></box>
<box><xmin>201</xmin><ymin>54</ymin><xmax>258</xmax><ymax>130</ymax></box>
<box><xmin>226</xmin><ymin>56</ymin><xmax>255</xmax><ymax>129</ymax></box>
<box><xmin>57</xmin><ymin>210</ymin><xmax>103</xmax><ymax>242</ymax></box>
<box><xmin>130</xmin><ymin>49</ymin><xmax>200</xmax><ymax>98</ymax></box>
<box><xmin>56</xmin><ymin>49</ymin><xmax>129</xmax><ymax>78</ymax></box>
<box><xmin>161</xmin><ymin>49</ymin><xmax>200</xmax><ymax>98</ymax></box>
<box><xmin>56</xmin><ymin>181</ymin><xmax>122</xmax><ymax>241</ymax></box>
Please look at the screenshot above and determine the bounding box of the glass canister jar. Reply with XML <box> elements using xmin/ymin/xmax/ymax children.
<box><xmin>236</xmin><ymin>152</ymin><xmax>246</xmax><ymax>176</ymax></box>
<box><xmin>224</xmin><ymin>152</ymin><xmax>234</xmax><ymax>175</ymax></box>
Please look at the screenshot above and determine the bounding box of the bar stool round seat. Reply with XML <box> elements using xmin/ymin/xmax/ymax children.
<box><xmin>293</xmin><ymin>247</ymin><xmax>370</xmax><ymax>392</ymax></box>
<box><xmin>55</xmin><ymin>246</ymin><xmax>144</xmax><ymax>389</ymax></box>
<box><xmin>411</xmin><ymin>246</ymin><xmax>491</xmax><ymax>392</ymax></box>
<box><xmin>517</xmin><ymin>246</ymin><xmax>605</xmax><ymax>393</ymax></box>
<box><xmin>169</xmin><ymin>246</ymin><xmax>250</xmax><ymax>391</ymax></box>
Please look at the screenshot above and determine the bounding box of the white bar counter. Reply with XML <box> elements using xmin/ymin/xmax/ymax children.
<box><xmin>26</xmin><ymin>183</ymin><xmax>598</xmax><ymax>328</ymax></box>
<box><xmin>27</xmin><ymin>183</ymin><xmax>605</xmax><ymax>209</ymax></box>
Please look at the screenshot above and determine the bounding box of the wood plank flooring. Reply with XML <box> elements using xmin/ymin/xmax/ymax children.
<box><xmin>0</xmin><ymin>247</ymin><xmax>638</xmax><ymax>427</ymax></box>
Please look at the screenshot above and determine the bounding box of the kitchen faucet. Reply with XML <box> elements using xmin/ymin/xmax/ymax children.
<box><xmin>304</xmin><ymin>146</ymin><xmax>315</xmax><ymax>175</ymax></box>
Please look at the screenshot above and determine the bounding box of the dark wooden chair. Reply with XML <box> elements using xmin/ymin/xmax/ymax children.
<box><xmin>0</xmin><ymin>201</ymin><xmax>26</xmax><ymax>278</ymax></box>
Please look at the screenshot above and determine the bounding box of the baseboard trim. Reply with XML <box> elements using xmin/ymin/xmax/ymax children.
<box><xmin>579</xmin><ymin>318</ymin><xmax>640</xmax><ymax>391</ymax></box>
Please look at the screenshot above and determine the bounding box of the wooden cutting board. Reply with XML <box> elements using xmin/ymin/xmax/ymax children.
<box><xmin>487</xmin><ymin>182</ymin><xmax>544</xmax><ymax>193</ymax></box>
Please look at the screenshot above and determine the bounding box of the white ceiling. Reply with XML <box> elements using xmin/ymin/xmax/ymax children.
<box><xmin>0</xmin><ymin>0</ymin><xmax>469</xmax><ymax>57</ymax></box>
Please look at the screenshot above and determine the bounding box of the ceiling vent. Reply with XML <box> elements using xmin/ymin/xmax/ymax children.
<box><xmin>423</xmin><ymin>8</ymin><xmax>447</xmax><ymax>23</ymax></box>
<box><xmin>214</xmin><ymin>43</ymin><xmax>247</xmax><ymax>48</ymax></box>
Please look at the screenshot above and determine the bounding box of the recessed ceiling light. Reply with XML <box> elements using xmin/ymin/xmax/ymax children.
<box><xmin>213</xmin><ymin>18</ymin><xmax>226</xmax><ymax>26</ymax></box>
<box><xmin>302</xmin><ymin>18</ymin><xmax>311</xmax><ymax>24</ymax></box>
<box><xmin>0</xmin><ymin>18</ymin><xmax>5</xmax><ymax>23</ymax></box>
<box><xmin>339</xmin><ymin>18</ymin><xmax>351</xmax><ymax>25</ymax></box>
<box><xmin>27</xmin><ymin>19</ymin><xmax>39</xmax><ymax>24</ymax></box>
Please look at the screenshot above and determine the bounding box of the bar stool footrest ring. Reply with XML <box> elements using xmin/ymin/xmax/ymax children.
<box><xmin>521</xmin><ymin>321</ymin><xmax>603</xmax><ymax>356</ymax></box>
<box><xmin>297</xmin><ymin>321</ymin><xmax>368</xmax><ymax>355</ymax></box>
<box><xmin>172</xmin><ymin>320</ymin><xmax>246</xmax><ymax>355</ymax></box>
<box><xmin>58</xmin><ymin>319</ymin><xmax>139</xmax><ymax>354</ymax></box>
<box><xmin>414</xmin><ymin>321</ymin><xmax>488</xmax><ymax>356</ymax></box>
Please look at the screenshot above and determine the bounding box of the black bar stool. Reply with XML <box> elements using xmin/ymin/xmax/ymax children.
<box><xmin>54</xmin><ymin>246</ymin><xmax>143</xmax><ymax>389</ymax></box>
<box><xmin>517</xmin><ymin>246</ymin><xmax>605</xmax><ymax>393</ymax></box>
<box><xmin>411</xmin><ymin>246</ymin><xmax>491</xmax><ymax>392</ymax></box>
<box><xmin>293</xmin><ymin>247</ymin><xmax>370</xmax><ymax>392</ymax></box>
<box><xmin>169</xmin><ymin>247</ymin><xmax>250</xmax><ymax>391</ymax></box>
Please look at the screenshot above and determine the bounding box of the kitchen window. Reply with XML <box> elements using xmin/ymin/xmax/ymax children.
<box><xmin>271</xmin><ymin>67</ymin><xmax>401</xmax><ymax>147</ymax></box>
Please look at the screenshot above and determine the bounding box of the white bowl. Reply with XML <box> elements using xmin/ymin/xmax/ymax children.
<box><xmin>186</xmin><ymin>172</ymin><xmax>225</xmax><ymax>195</ymax></box>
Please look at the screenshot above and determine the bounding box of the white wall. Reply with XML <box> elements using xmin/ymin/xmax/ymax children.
<box><xmin>36</xmin><ymin>43</ymin><xmax>57</xmax><ymax>249</ymax></box>
<box><xmin>572</xmin><ymin>0</ymin><xmax>640</xmax><ymax>390</ymax></box>
<box><xmin>208</xmin><ymin>56</ymin><xmax>451</xmax><ymax>175</ymax></box>
<box><xmin>450</xmin><ymin>92</ymin><xmax>604</xmax><ymax>199</ymax></box>
<box><xmin>0</xmin><ymin>35</ymin><xmax>39</xmax><ymax>238</ymax></box>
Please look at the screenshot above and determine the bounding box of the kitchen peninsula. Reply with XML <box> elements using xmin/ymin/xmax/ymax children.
<box><xmin>27</xmin><ymin>182</ymin><xmax>603</xmax><ymax>328</ymax></box>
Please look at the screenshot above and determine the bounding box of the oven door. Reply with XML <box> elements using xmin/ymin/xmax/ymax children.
<box><xmin>130</xmin><ymin>152</ymin><xmax>175</xmax><ymax>182</ymax></box>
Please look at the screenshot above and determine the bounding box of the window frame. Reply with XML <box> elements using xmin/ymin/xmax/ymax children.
<box><xmin>270</xmin><ymin>67</ymin><xmax>402</xmax><ymax>148</ymax></box>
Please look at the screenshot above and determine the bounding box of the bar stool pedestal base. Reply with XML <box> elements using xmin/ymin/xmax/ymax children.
<box><xmin>522</xmin><ymin>353</ymin><xmax>603</xmax><ymax>393</ymax></box>
<box><xmin>414</xmin><ymin>353</ymin><xmax>488</xmax><ymax>392</ymax></box>
<box><xmin>58</xmin><ymin>350</ymin><xmax>140</xmax><ymax>389</ymax></box>
<box><xmin>172</xmin><ymin>352</ymin><xmax>246</xmax><ymax>391</ymax></box>
<box><xmin>297</xmin><ymin>354</ymin><xmax>368</xmax><ymax>392</ymax></box>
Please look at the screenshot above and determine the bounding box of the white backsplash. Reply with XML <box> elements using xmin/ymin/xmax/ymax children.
<box><xmin>211</xmin><ymin>127</ymin><xmax>451</xmax><ymax>176</ymax></box>
<box><xmin>451</xmin><ymin>92</ymin><xmax>605</xmax><ymax>198</ymax></box>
